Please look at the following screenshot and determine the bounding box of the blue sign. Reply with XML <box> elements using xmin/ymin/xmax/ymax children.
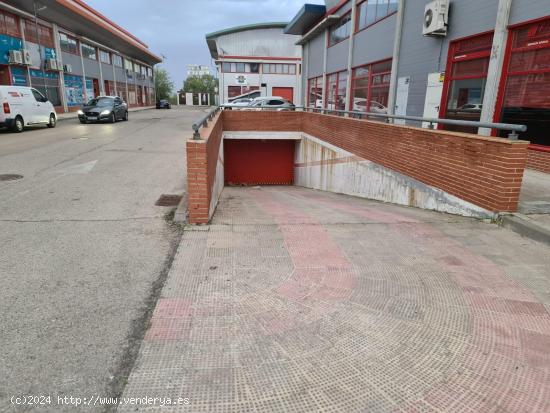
<box><xmin>64</xmin><ymin>74</ymin><xmax>84</xmax><ymax>106</ymax></box>
<box><xmin>29</xmin><ymin>69</ymin><xmax>59</xmax><ymax>79</ymax></box>
<box><xmin>0</xmin><ymin>34</ymin><xmax>23</xmax><ymax>65</ymax></box>
<box><xmin>11</xmin><ymin>66</ymin><xmax>27</xmax><ymax>86</ymax></box>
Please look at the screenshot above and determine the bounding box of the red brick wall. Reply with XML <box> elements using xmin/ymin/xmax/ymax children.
<box><xmin>186</xmin><ymin>112</ymin><xmax>223</xmax><ymax>224</ymax></box>
<box><xmin>526</xmin><ymin>147</ymin><xmax>550</xmax><ymax>174</ymax></box>
<box><xmin>186</xmin><ymin>111</ymin><xmax>530</xmax><ymax>220</ymax></box>
<box><xmin>302</xmin><ymin>113</ymin><xmax>528</xmax><ymax>213</ymax></box>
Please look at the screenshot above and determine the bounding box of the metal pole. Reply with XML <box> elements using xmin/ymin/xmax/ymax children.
<box><xmin>344</xmin><ymin>0</ymin><xmax>358</xmax><ymax>113</ymax></box>
<box><xmin>33</xmin><ymin>1</ymin><xmax>48</xmax><ymax>100</ymax></box>
<box><xmin>387</xmin><ymin>0</ymin><xmax>405</xmax><ymax>117</ymax></box>
<box><xmin>478</xmin><ymin>0</ymin><xmax>512</xmax><ymax>136</ymax></box>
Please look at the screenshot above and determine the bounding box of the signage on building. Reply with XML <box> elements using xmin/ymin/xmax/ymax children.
<box><xmin>235</xmin><ymin>75</ymin><xmax>247</xmax><ymax>85</ymax></box>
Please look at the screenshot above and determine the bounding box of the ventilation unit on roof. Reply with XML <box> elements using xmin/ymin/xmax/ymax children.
<box><xmin>423</xmin><ymin>0</ymin><xmax>449</xmax><ymax>37</ymax></box>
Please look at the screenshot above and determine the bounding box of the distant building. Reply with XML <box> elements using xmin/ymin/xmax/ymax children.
<box><xmin>0</xmin><ymin>0</ymin><xmax>161</xmax><ymax>112</ymax></box>
<box><xmin>205</xmin><ymin>23</ymin><xmax>301</xmax><ymax>104</ymax></box>
<box><xmin>187</xmin><ymin>64</ymin><xmax>211</xmax><ymax>77</ymax></box>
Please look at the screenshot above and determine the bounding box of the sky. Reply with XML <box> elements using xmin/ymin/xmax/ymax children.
<box><xmin>84</xmin><ymin>0</ymin><xmax>325</xmax><ymax>90</ymax></box>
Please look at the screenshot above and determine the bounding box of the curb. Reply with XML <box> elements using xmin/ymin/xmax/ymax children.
<box><xmin>174</xmin><ymin>192</ymin><xmax>188</xmax><ymax>223</ymax></box>
<box><xmin>499</xmin><ymin>213</ymin><xmax>550</xmax><ymax>246</ymax></box>
<box><xmin>56</xmin><ymin>106</ymin><xmax>155</xmax><ymax>122</ymax></box>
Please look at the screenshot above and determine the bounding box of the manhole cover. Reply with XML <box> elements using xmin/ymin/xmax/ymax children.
<box><xmin>155</xmin><ymin>194</ymin><xmax>182</xmax><ymax>207</ymax></box>
<box><xmin>0</xmin><ymin>174</ymin><xmax>23</xmax><ymax>181</ymax></box>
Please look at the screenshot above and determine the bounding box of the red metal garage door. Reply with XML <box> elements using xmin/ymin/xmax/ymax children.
<box><xmin>272</xmin><ymin>87</ymin><xmax>294</xmax><ymax>103</ymax></box>
<box><xmin>224</xmin><ymin>139</ymin><xmax>294</xmax><ymax>185</ymax></box>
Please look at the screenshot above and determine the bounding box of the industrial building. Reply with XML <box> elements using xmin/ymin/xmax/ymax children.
<box><xmin>285</xmin><ymin>0</ymin><xmax>550</xmax><ymax>173</ymax></box>
<box><xmin>0</xmin><ymin>0</ymin><xmax>161</xmax><ymax>113</ymax></box>
<box><xmin>206</xmin><ymin>23</ymin><xmax>302</xmax><ymax>104</ymax></box>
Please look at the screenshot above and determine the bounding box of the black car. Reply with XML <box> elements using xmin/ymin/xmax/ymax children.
<box><xmin>78</xmin><ymin>96</ymin><xmax>128</xmax><ymax>123</ymax></box>
<box><xmin>156</xmin><ymin>99</ymin><xmax>171</xmax><ymax>109</ymax></box>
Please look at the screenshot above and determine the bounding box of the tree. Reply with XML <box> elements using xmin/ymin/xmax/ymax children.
<box><xmin>154</xmin><ymin>68</ymin><xmax>173</xmax><ymax>100</ymax></box>
<box><xmin>183</xmin><ymin>74</ymin><xmax>218</xmax><ymax>94</ymax></box>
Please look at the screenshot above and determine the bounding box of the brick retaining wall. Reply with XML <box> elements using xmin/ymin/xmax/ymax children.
<box><xmin>185</xmin><ymin>110</ymin><xmax>530</xmax><ymax>223</ymax></box>
<box><xmin>526</xmin><ymin>146</ymin><xmax>550</xmax><ymax>174</ymax></box>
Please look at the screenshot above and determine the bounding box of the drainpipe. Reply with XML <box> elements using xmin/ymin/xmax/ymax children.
<box><xmin>344</xmin><ymin>0</ymin><xmax>358</xmax><ymax>113</ymax></box>
<box><xmin>387</xmin><ymin>0</ymin><xmax>405</xmax><ymax>118</ymax></box>
<box><xmin>478</xmin><ymin>0</ymin><xmax>512</xmax><ymax>136</ymax></box>
<box><xmin>321</xmin><ymin>28</ymin><xmax>328</xmax><ymax>109</ymax></box>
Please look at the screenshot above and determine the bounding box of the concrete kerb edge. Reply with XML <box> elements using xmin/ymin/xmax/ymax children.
<box><xmin>499</xmin><ymin>213</ymin><xmax>550</xmax><ymax>246</ymax></box>
<box><xmin>174</xmin><ymin>191</ymin><xmax>188</xmax><ymax>223</ymax></box>
<box><xmin>57</xmin><ymin>106</ymin><xmax>155</xmax><ymax>122</ymax></box>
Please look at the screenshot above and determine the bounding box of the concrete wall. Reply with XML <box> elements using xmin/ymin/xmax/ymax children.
<box><xmin>510</xmin><ymin>0</ymin><xmax>549</xmax><ymax>24</ymax></box>
<box><xmin>352</xmin><ymin>13</ymin><xmax>396</xmax><ymax>67</ymax></box>
<box><xmin>295</xmin><ymin>133</ymin><xmax>494</xmax><ymax>218</ymax></box>
<box><xmin>306</xmin><ymin>33</ymin><xmax>325</xmax><ymax>78</ymax></box>
<box><xmin>326</xmin><ymin>38</ymin><xmax>349</xmax><ymax>74</ymax></box>
<box><xmin>83</xmin><ymin>57</ymin><xmax>100</xmax><ymax>78</ymax></box>
<box><xmin>61</xmin><ymin>52</ymin><xmax>83</xmax><ymax>75</ymax></box>
<box><xmin>101</xmin><ymin>63</ymin><xmax>114</xmax><ymax>81</ymax></box>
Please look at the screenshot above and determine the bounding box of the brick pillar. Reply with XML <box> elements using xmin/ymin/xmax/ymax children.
<box><xmin>186</xmin><ymin>140</ymin><xmax>209</xmax><ymax>224</ymax></box>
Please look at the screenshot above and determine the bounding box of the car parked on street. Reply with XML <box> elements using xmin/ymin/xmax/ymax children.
<box><xmin>78</xmin><ymin>96</ymin><xmax>128</xmax><ymax>123</ymax></box>
<box><xmin>242</xmin><ymin>96</ymin><xmax>295</xmax><ymax>111</ymax></box>
<box><xmin>156</xmin><ymin>99</ymin><xmax>171</xmax><ymax>109</ymax></box>
<box><xmin>0</xmin><ymin>85</ymin><xmax>57</xmax><ymax>132</ymax></box>
<box><xmin>224</xmin><ymin>97</ymin><xmax>253</xmax><ymax>109</ymax></box>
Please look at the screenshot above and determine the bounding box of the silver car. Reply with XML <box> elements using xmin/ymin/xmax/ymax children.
<box><xmin>245</xmin><ymin>97</ymin><xmax>295</xmax><ymax>111</ymax></box>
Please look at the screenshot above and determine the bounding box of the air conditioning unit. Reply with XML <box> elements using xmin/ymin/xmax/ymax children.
<box><xmin>423</xmin><ymin>0</ymin><xmax>449</xmax><ymax>37</ymax></box>
<box><xmin>45</xmin><ymin>58</ymin><xmax>58</xmax><ymax>71</ymax></box>
<box><xmin>63</xmin><ymin>64</ymin><xmax>72</xmax><ymax>73</ymax></box>
<box><xmin>8</xmin><ymin>50</ymin><xmax>23</xmax><ymax>65</ymax></box>
<box><xmin>22</xmin><ymin>49</ymin><xmax>32</xmax><ymax>65</ymax></box>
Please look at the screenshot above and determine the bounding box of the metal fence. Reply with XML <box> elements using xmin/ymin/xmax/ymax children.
<box><xmin>192</xmin><ymin>105</ymin><xmax>526</xmax><ymax>141</ymax></box>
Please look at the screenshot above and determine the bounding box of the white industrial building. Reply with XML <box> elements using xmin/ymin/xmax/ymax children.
<box><xmin>205</xmin><ymin>22</ymin><xmax>302</xmax><ymax>105</ymax></box>
<box><xmin>186</xmin><ymin>64</ymin><xmax>211</xmax><ymax>77</ymax></box>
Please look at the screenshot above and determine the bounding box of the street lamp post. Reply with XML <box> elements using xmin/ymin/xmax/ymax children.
<box><xmin>33</xmin><ymin>1</ymin><xmax>49</xmax><ymax>100</ymax></box>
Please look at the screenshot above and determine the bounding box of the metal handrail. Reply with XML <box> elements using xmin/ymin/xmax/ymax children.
<box><xmin>197</xmin><ymin>105</ymin><xmax>527</xmax><ymax>141</ymax></box>
<box><xmin>192</xmin><ymin>106</ymin><xmax>222</xmax><ymax>139</ymax></box>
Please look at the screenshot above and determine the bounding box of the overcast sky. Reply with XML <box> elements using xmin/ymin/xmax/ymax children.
<box><xmin>85</xmin><ymin>0</ymin><xmax>324</xmax><ymax>90</ymax></box>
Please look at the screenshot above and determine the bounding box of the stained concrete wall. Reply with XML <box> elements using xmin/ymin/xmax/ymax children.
<box><xmin>210</xmin><ymin>140</ymin><xmax>225</xmax><ymax>219</ymax></box>
<box><xmin>294</xmin><ymin>133</ymin><xmax>495</xmax><ymax>218</ymax></box>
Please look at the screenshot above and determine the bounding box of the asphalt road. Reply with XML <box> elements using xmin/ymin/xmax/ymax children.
<box><xmin>0</xmin><ymin>106</ymin><xmax>206</xmax><ymax>412</ymax></box>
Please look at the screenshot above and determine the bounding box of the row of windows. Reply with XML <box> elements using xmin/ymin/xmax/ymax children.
<box><xmin>308</xmin><ymin>59</ymin><xmax>392</xmax><ymax>114</ymax></box>
<box><xmin>221</xmin><ymin>62</ymin><xmax>297</xmax><ymax>75</ymax></box>
<box><xmin>59</xmin><ymin>32</ymin><xmax>152</xmax><ymax>76</ymax></box>
<box><xmin>0</xmin><ymin>9</ymin><xmax>152</xmax><ymax>77</ymax></box>
<box><xmin>328</xmin><ymin>0</ymin><xmax>398</xmax><ymax>46</ymax></box>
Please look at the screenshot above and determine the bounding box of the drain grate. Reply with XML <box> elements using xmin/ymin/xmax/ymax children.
<box><xmin>155</xmin><ymin>194</ymin><xmax>182</xmax><ymax>207</ymax></box>
<box><xmin>0</xmin><ymin>174</ymin><xmax>23</xmax><ymax>181</ymax></box>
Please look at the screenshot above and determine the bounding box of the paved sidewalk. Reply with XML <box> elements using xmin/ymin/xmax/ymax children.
<box><xmin>56</xmin><ymin>105</ymin><xmax>155</xmax><ymax>121</ymax></box>
<box><xmin>121</xmin><ymin>186</ymin><xmax>550</xmax><ymax>412</ymax></box>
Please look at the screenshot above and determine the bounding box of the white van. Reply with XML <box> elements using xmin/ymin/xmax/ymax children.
<box><xmin>0</xmin><ymin>86</ymin><xmax>57</xmax><ymax>132</ymax></box>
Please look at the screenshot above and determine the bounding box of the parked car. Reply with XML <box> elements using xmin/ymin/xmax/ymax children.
<box><xmin>353</xmin><ymin>98</ymin><xmax>388</xmax><ymax>114</ymax></box>
<box><xmin>78</xmin><ymin>96</ymin><xmax>128</xmax><ymax>123</ymax></box>
<box><xmin>0</xmin><ymin>85</ymin><xmax>57</xmax><ymax>132</ymax></box>
<box><xmin>243</xmin><ymin>96</ymin><xmax>295</xmax><ymax>111</ymax></box>
<box><xmin>224</xmin><ymin>97</ymin><xmax>253</xmax><ymax>109</ymax></box>
<box><xmin>156</xmin><ymin>99</ymin><xmax>171</xmax><ymax>109</ymax></box>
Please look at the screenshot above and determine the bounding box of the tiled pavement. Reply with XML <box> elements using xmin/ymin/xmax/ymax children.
<box><xmin>120</xmin><ymin>186</ymin><xmax>550</xmax><ymax>412</ymax></box>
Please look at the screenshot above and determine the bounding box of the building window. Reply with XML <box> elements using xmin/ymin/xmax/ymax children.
<box><xmin>262</xmin><ymin>64</ymin><xmax>296</xmax><ymax>74</ymax></box>
<box><xmin>99</xmin><ymin>50</ymin><xmax>111</xmax><ymax>64</ymax></box>
<box><xmin>0</xmin><ymin>10</ymin><xmax>20</xmax><ymax>37</ymax></box>
<box><xmin>125</xmin><ymin>59</ymin><xmax>134</xmax><ymax>71</ymax></box>
<box><xmin>497</xmin><ymin>18</ymin><xmax>550</xmax><ymax>146</ymax></box>
<box><xmin>24</xmin><ymin>19</ymin><xmax>54</xmax><ymax>48</ymax></box>
<box><xmin>81</xmin><ymin>42</ymin><xmax>97</xmax><ymax>60</ymax></box>
<box><xmin>59</xmin><ymin>33</ymin><xmax>79</xmax><ymax>55</ymax></box>
<box><xmin>326</xmin><ymin>70</ymin><xmax>348</xmax><ymax>110</ymax></box>
<box><xmin>30</xmin><ymin>72</ymin><xmax>61</xmax><ymax>106</ymax></box>
<box><xmin>441</xmin><ymin>33</ymin><xmax>493</xmax><ymax>132</ymax></box>
<box><xmin>147</xmin><ymin>67</ymin><xmax>153</xmax><ymax>78</ymax></box>
<box><xmin>308</xmin><ymin>76</ymin><xmax>324</xmax><ymax>108</ymax></box>
<box><xmin>227</xmin><ymin>85</ymin><xmax>259</xmax><ymax>99</ymax></box>
<box><xmin>221</xmin><ymin>62</ymin><xmax>261</xmax><ymax>73</ymax></box>
<box><xmin>112</xmin><ymin>54</ymin><xmax>123</xmax><ymax>67</ymax></box>
<box><xmin>351</xmin><ymin>59</ymin><xmax>391</xmax><ymax>114</ymax></box>
<box><xmin>356</xmin><ymin>0</ymin><xmax>398</xmax><ymax>32</ymax></box>
<box><xmin>329</xmin><ymin>13</ymin><xmax>352</xmax><ymax>46</ymax></box>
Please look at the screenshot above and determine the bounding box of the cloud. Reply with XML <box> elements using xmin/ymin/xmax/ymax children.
<box><xmin>84</xmin><ymin>0</ymin><xmax>324</xmax><ymax>90</ymax></box>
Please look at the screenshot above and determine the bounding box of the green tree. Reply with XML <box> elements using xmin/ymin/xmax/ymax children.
<box><xmin>154</xmin><ymin>68</ymin><xmax>174</xmax><ymax>100</ymax></box>
<box><xmin>183</xmin><ymin>74</ymin><xmax>218</xmax><ymax>94</ymax></box>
